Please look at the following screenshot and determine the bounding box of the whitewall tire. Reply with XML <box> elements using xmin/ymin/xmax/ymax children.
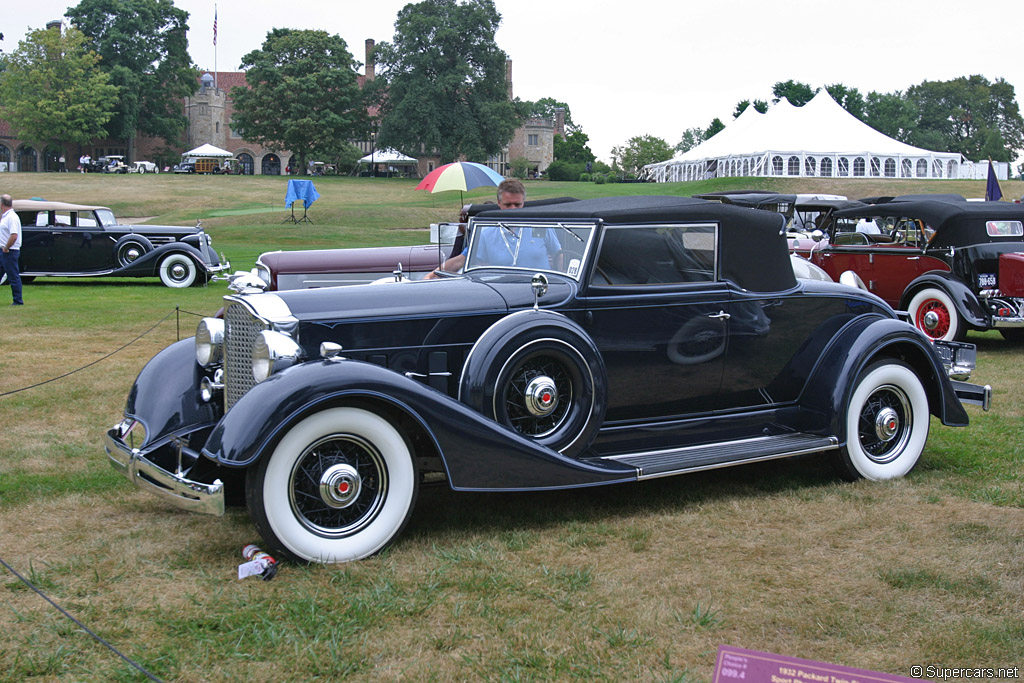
<box><xmin>246</xmin><ymin>407</ymin><xmax>417</xmax><ymax>564</ymax></box>
<box><xmin>838</xmin><ymin>361</ymin><xmax>929</xmax><ymax>481</ymax></box>
<box><xmin>908</xmin><ymin>287</ymin><xmax>963</xmax><ymax>342</ymax></box>
<box><xmin>158</xmin><ymin>253</ymin><xmax>197</xmax><ymax>288</ymax></box>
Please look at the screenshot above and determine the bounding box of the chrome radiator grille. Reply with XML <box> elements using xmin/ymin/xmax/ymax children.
<box><xmin>223</xmin><ymin>302</ymin><xmax>267</xmax><ymax>410</ymax></box>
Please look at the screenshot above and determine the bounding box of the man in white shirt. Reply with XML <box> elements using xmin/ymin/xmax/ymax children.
<box><xmin>0</xmin><ymin>194</ymin><xmax>24</xmax><ymax>305</ymax></box>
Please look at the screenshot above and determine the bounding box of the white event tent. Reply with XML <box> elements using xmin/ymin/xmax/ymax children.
<box><xmin>182</xmin><ymin>143</ymin><xmax>233</xmax><ymax>159</ymax></box>
<box><xmin>644</xmin><ymin>91</ymin><xmax>969</xmax><ymax>182</ymax></box>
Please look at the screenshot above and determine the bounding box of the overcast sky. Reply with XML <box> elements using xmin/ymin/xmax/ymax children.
<box><xmin>5</xmin><ymin>0</ymin><xmax>1024</xmax><ymax>165</ymax></box>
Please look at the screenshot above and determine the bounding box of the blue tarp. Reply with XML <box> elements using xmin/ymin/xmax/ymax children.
<box><xmin>285</xmin><ymin>179</ymin><xmax>320</xmax><ymax>209</ymax></box>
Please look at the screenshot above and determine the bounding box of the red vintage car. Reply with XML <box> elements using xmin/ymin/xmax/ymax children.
<box><xmin>794</xmin><ymin>195</ymin><xmax>1024</xmax><ymax>342</ymax></box>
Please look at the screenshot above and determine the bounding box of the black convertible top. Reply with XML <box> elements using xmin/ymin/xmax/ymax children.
<box><xmin>833</xmin><ymin>198</ymin><xmax>1024</xmax><ymax>248</ymax></box>
<box><xmin>475</xmin><ymin>195</ymin><xmax>797</xmax><ymax>292</ymax></box>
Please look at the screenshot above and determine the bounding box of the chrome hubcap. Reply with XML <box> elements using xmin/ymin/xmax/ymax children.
<box><xmin>319</xmin><ymin>463</ymin><xmax>361</xmax><ymax>509</ymax></box>
<box><xmin>171</xmin><ymin>264</ymin><xmax>187</xmax><ymax>279</ymax></box>
<box><xmin>874</xmin><ymin>407</ymin><xmax>900</xmax><ymax>442</ymax></box>
<box><xmin>923</xmin><ymin>310</ymin><xmax>940</xmax><ymax>331</ymax></box>
<box><xmin>524</xmin><ymin>376</ymin><xmax>558</xmax><ymax>417</ymax></box>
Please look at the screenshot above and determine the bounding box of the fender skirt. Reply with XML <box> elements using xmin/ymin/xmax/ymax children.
<box><xmin>202</xmin><ymin>359</ymin><xmax>637</xmax><ymax>491</ymax></box>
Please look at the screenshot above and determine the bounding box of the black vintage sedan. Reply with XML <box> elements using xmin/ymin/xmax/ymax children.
<box><xmin>9</xmin><ymin>199</ymin><xmax>230</xmax><ymax>287</ymax></box>
<box><xmin>105</xmin><ymin>196</ymin><xmax>989</xmax><ymax>564</ymax></box>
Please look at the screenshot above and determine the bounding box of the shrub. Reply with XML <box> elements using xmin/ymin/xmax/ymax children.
<box><xmin>545</xmin><ymin>160</ymin><xmax>585</xmax><ymax>182</ymax></box>
<box><xmin>579</xmin><ymin>173</ymin><xmax>591</xmax><ymax>182</ymax></box>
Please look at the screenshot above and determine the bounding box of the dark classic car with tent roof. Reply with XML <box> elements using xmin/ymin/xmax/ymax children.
<box><xmin>790</xmin><ymin>194</ymin><xmax>1024</xmax><ymax>342</ymax></box>
<box><xmin>105</xmin><ymin>196</ymin><xmax>989</xmax><ymax>565</ymax></box>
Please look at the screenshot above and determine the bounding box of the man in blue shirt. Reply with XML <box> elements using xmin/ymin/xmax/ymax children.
<box><xmin>471</xmin><ymin>222</ymin><xmax>561</xmax><ymax>269</ymax></box>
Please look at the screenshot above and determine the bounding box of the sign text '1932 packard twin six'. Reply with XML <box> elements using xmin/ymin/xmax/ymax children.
<box><xmin>105</xmin><ymin>196</ymin><xmax>990</xmax><ymax>564</ymax></box>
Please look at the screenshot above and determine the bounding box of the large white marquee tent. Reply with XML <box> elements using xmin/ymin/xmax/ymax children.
<box><xmin>644</xmin><ymin>91</ymin><xmax>979</xmax><ymax>183</ymax></box>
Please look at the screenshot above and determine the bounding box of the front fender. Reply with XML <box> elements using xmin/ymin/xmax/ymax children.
<box><xmin>202</xmin><ymin>359</ymin><xmax>636</xmax><ymax>491</ymax></box>
<box><xmin>800</xmin><ymin>315</ymin><xmax>969</xmax><ymax>444</ymax></box>
<box><xmin>900</xmin><ymin>272</ymin><xmax>987</xmax><ymax>328</ymax></box>
<box><xmin>124</xmin><ymin>337</ymin><xmax>220</xmax><ymax>443</ymax></box>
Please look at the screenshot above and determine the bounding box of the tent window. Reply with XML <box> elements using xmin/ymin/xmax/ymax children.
<box><xmin>932</xmin><ymin>160</ymin><xmax>943</xmax><ymax>178</ymax></box>
<box><xmin>870</xmin><ymin>158</ymin><xmax>881</xmax><ymax>176</ymax></box>
<box><xmin>916</xmin><ymin>159</ymin><xmax>927</xmax><ymax>177</ymax></box>
<box><xmin>820</xmin><ymin>158</ymin><xmax>833</xmax><ymax>177</ymax></box>
<box><xmin>884</xmin><ymin>158</ymin><xmax>896</xmax><ymax>177</ymax></box>
<box><xmin>772</xmin><ymin>156</ymin><xmax>783</xmax><ymax>175</ymax></box>
<box><xmin>838</xmin><ymin>158</ymin><xmax>849</xmax><ymax>177</ymax></box>
<box><xmin>805</xmin><ymin>158</ymin><xmax>816</xmax><ymax>176</ymax></box>
<box><xmin>947</xmin><ymin>160</ymin><xmax>957</xmax><ymax>179</ymax></box>
<box><xmin>901</xmin><ymin>159</ymin><xmax>912</xmax><ymax>178</ymax></box>
<box><xmin>787</xmin><ymin>156</ymin><xmax>800</xmax><ymax>175</ymax></box>
<box><xmin>853</xmin><ymin>157</ymin><xmax>866</xmax><ymax>177</ymax></box>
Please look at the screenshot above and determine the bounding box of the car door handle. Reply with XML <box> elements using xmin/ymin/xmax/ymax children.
<box><xmin>907</xmin><ymin>256</ymin><xmax>920</xmax><ymax>260</ymax></box>
<box><xmin>709</xmin><ymin>311</ymin><xmax>731</xmax><ymax>320</ymax></box>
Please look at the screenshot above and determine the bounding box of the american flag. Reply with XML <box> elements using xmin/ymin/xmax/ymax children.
<box><xmin>213</xmin><ymin>8</ymin><xmax>217</xmax><ymax>46</ymax></box>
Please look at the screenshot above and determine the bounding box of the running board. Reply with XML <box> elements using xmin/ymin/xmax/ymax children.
<box><xmin>600</xmin><ymin>433</ymin><xmax>838</xmax><ymax>480</ymax></box>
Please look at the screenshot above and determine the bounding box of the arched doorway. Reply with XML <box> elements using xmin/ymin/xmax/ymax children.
<box><xmin>237</xmin><ymin>153</ymin><xmax>254</xmax><ymax>175</ymax></box>
<box><xmin>0</xmin><ymin>145</ymin><xmax>11</xmax><ymax>172</ymax></box>
<box><xmin>44</xmin><ymin>146</ymin><xmax>62</xmax><ymax>172</ymax></box>
<box><xmin>262</xmin><ymin>153</ymin><xmax>281</xmax><ymax>176</ymax></box>
<box><xmin>17</xmin><ymin>146</ymin><xmax>38</xmax><ymax>172</ymax></box>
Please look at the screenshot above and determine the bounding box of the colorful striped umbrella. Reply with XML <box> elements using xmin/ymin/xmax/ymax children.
<box><xmin>415</xmin><ymin>161</ymin><xmax>505</xmax><ymax>193</ymax></box>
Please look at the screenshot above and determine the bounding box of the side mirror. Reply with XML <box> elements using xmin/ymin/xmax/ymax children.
<box><xmin>811</xmin><ymin>229</ymin><xmax>824</xmax><ymax>243</ymax></box>
<box><xmin>531</xmin><ymin>272</ymin><xmax>549</xmax><ymax>310</ymax></box>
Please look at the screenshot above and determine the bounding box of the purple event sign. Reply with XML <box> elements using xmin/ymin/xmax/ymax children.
<box><xmin>713</xmin><ymin>646</ymin><xmax>930</xmax><ymax>683</ymax></box>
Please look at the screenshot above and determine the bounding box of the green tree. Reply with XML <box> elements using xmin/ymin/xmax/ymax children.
<box><xmin>704</xmin><ymin>117</ymin><xmax>726</xmax><ymax>139</ymax></box>
<box><xmin>66</xmin><ymin>0</ymin><xmax>195</xmax><ymax>144</ymax></box>
<box><xmin>905</xmin><ymin>75</ymin><xmax>1024</xmax><ymax>161</ymax></box>
<box><xmin>523</xmin><ymin>97</ymin><xmax>576</xmax><ymax>131</ymax></box>
<box><xmin>863</xmin><ymin>90</ymin><xmax>918</xmax><ymax>143</ymax></box>
<box><xmin>772</xmin><ymin>79</ymin><xmax>817</xmax><ymax>106</ymax></box>
<box><xmin>675</xmin><ymin>127</ymin><xmax>705</xmax><ymax>154</ymax></box>
<box><xmin>372</xmin><ymin>0</ymin><xmax>520</xmax><ymax>164</ymax></box>
<box><xmin>0</xmin><ymin>25</ymin><xmax>117</xmax><ymax>148</ymax></box>
<box><xmin>553</xmin><ymin>129</ymin><xmax>595</xmax><ymax>164</ymax></box>
<box><xmin>732</xmin><ymin>99</ymin><xmax>768</xmax><ymax>118</ymax></box>
<box><xmin>230</xmin><ymin>29</ymin><xmax>367</xmax><ymax>176</ymax></box>
<box><xmin>611</xmin><ymin>134</ymin><xmax>672</xmax><ymax>176</ymax></box>
<box><xmin>825</xmin><ymin>83</ymin><xmax>866</xmax><ymax>119</ymax></box>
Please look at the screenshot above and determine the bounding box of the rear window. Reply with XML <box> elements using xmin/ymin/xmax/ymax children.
<box><xmin>986</xmin><ymin>220</ymin><xmax>1023</xmax><ymax>237</ymax></box>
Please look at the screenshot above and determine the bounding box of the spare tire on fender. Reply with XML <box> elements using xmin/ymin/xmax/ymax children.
<box><xmin>459</xmin><ymin>310</ymin><xmax>607</xmax><ymax>457</ymax></box>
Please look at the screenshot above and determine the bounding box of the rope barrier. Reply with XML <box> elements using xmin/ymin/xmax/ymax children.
<box><xmin>0</xmin><ymin>307</ymin><xmax>209</xmax><ymax>399</ymax></box>
<box><xmin>0</xmin><ymin>555</ymin><xmax>164</xmax><ymax>681</ymax></box>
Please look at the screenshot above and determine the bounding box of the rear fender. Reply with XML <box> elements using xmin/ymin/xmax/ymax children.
<box><xmin>202</xmin><ymin>359</ymin><xmax>635</xmax><ymax>491</ymax></box>
<box><xmin>800</xmin><ymin>316</ymin><xmax>969</xmax><ymax>445</ymax></box>
<box><xmin>899</xmin><ymin>273</ymin><xmax>987</xmax><ymax>328</ymax></box>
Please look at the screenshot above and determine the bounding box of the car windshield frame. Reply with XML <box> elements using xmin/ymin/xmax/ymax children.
<box><xmin>94</xmin><ymin>209</ymin><xmax>118</xmax><ymax>228</ymax></box>
<box><xmin>464</xmin><ymin>219</ymin><xmax>597</xmax><ymax>281</ymax></box>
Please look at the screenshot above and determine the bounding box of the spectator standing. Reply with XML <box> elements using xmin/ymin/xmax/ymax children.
<box><xmin>58</xmin><ymin>154</ymin><xmax>67</xmax><ymax>172</ymax></box>
<box><xmin>0</xmin><ymin>194</ymin><xmax>24</xmax><ymax>305</ymax></box>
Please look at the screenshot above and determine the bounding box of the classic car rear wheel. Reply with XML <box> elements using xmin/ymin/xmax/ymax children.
<box><xmin>908</xmin><ymin>288</ymin><xmax>964</xmax><ymax>342</ymax></box>
<box><xmin>838</xmin><ymin>361</ymin><xmax>929</xmax><ymax>481</ymax></box>
<box><xmin>115</xmin><ymin>236</ymin><xmax>152</xmax><ymax>267</ymax></box>
<box><xmin>246</xmin><ymin>407</ymin><xmax>417</xmax><ymax>564</ymax></box>
<box><xmin>158</xmin><ymin>253</ymin><xmax>197</xmax><ymax>288</ymax></box>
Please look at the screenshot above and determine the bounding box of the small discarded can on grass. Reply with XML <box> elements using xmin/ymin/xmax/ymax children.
<box><xmin>238</xmin><ymin>544</ymin><xmax>278</xmax><ymax>581</ymax></box>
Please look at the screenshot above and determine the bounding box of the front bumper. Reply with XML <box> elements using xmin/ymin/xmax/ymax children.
<box><xmin>950</xmin><ymin>381</ymin><xmax>992</xmax><ymax>411</ymax></box>
<box><xmin>105</xmin><ymin>420</ymin><xmax>225</xmax><ymax>516</ymax></box>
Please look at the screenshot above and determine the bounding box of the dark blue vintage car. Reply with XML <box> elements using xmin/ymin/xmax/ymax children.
<box><xmin>105</xmin><ymin>196</ymin><xmax>989</xmax><ymax>564</ymax></box>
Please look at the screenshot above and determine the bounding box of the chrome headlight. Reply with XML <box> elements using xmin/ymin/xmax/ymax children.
<box><xmin>195</xmin><ymin>318</ymin><xmax>225</xmax><ymax>367</ymax></box>
<box><xmin>252</xmin><ymin>330</ymin><xmax>302</xmax><ymax>382</ymax></box>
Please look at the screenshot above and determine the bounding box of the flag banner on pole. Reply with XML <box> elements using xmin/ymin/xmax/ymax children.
<box><xmin>213</xmin><ymin>8</ymin><xmax>218</xmax><ymax>46</ymax></box>
<box><xmin>986</xmin><ymin>160</ymin><xmax>1002</xmax><ymax>201</ymax></box>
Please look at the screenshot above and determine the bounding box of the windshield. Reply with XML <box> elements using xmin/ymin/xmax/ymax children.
<box><xmin>465</xmin><ymin>220</ymin><xmax>595</xmax><ymax>280</ymax></box>
<box><xmin>95</xmin><ymin>209</ymin><xmax>118</xmax><ymax>227</ymax></box>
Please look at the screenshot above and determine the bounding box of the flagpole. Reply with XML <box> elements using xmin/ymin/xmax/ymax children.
<box><xmin>213</xmin><ymin>4</ymin><xmax>218</xmax><ymax>91</ymax></box>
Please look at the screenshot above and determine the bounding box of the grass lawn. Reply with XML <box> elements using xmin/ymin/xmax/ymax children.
<box><xmin>0</xmin><ymin>174</ymin><xmax>1021</xmax><ymax>682</ymax></box>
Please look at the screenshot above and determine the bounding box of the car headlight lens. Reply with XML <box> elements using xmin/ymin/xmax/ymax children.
<box><xmin>195</xmin><ymin>318</ymin><xmax>225</xmax><ymax>367</ymax></box>
<box><xmin>254</xmin><ymin>264</ymin><xmax>271</xmax><ymax>287</ymax></box>
<box><xmin>252</xmin><ymin>330</ymin><xmax>302</xmax><ymax>383</ymax></box>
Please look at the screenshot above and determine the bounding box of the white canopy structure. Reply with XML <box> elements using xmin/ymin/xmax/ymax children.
<box><xmin>183</xmin><ymin>143</ymin><xmax>233</xmax><ymax>158</ymax></box>
<box><xmin>644</xmin><ymin>91</ymin><xmax>965</xmax><ymax>182</ymax></box>
<box><xmin>357</xmin><ymin>147</ymin><xmax>418</xmax><ymax>165</ymax></box>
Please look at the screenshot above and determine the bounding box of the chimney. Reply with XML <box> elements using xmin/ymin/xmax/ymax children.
<box><xmin>505</xmin><ymin>59</ymin><xmax>513</xmax><ymax>100</ymax></box>
<box><xmin>554</xmin><ymin>107</ymin><xmax>566</xmax><ymax>137</ymax></box>
<box><xmin>365</xmin><ymin>39</ymin><xmax>375</xmax><ymax>81</ymax></box>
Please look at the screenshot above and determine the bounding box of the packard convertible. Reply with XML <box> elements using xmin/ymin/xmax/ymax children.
<box><xmin>105</xmin><ymin>196</ymin><xmax>989</xmax><ymax>564</ymax></box>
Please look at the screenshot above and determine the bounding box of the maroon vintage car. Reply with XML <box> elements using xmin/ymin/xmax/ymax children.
<box><xmin>230</xmin><ymin>198</ymin><xmax>581</xmax><ymax>292</ymax></box>
<box><xmin>794</xmin><ymin>195</ymin><xmax>1024</xmax><ymax>342</ymax></box>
